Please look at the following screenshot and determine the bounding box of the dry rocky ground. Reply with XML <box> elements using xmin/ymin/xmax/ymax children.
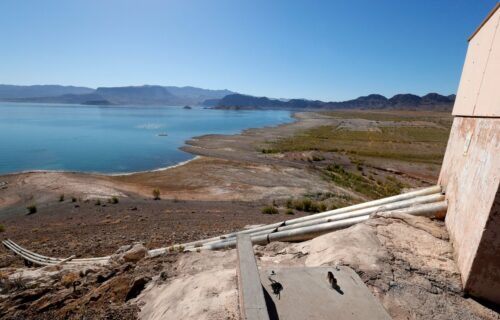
<box><xmin>0</xmin><ymin>214</ymin><xmax>498</xmax><ymax>319</ymax></box>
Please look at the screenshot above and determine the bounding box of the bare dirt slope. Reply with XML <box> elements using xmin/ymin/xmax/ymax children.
<box><xmin>136</xmin><ymin>214</ymin><xmax>498</xmax><ymax>320</ymax></box>
<box><xmin>1</xmin><ymin>214</ymin><xmax>497</xmax><ymax>319</ymax></box>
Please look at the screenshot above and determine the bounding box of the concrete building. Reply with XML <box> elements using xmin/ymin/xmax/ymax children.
<box><xmin>439</xmin><ymin>3</ymin><xmax>500</xmax><ymax>305</ymax></box>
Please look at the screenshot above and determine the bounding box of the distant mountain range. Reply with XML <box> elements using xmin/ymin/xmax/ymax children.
<box><xmin>0</xmin><ymin>84</ymin><xmax>455</xmax><ymax>110</ymax></box>
<box><xmin>0</xmin><ymin>84</ymin><xmax>234</xmax><ymax>106</ymax></box>
<box><xmin>211</xmin><ymin>93</ymin><xmax>456</xmax><ymax>111</ymax></box>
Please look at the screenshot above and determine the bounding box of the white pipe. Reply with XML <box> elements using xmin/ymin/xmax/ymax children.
<box><xmin>250</xmin><ymin>193</ymin><xmax>445</xmax><ymax>237</ymax></box>
<box><xmin>155</xmin><ymin>186</ymin><xmax>442</xmax><ymax>251</ymax></box>
<box><xmin>280</xmin><ymin>185</ymin><xmax>442</xmax><ymax>226</ymax></box>
<box><xmin>185</xmin><ymin>193</ymin><xmax>444</xmax><ymax>249</ymax></box>
<box><xmin>2</xmin><ymin>241</ymin><xmax>54</xmax><ymax>265</ymax></box>
<box><xmin>194</xmin><ymin>201</ymin><xmax>447</xmax><ymax>251</ymax></box>
<box><xmin>4</xmin><ymin>240</ymin><xmax>109</xmax><ymax>264</ymax></box>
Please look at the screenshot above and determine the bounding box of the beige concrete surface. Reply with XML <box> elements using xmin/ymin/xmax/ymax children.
<box><xmin>259</xmin><ymin>266</ymin><xmax>391</xmax><ymax>320</ymax></box>
<box><xmin>453</xmin><ymin>6</ymin><xmax>500</xmax><ymax>117</ymax></box>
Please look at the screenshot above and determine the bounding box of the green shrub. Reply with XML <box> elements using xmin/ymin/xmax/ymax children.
<box><xmin>286</xmin><ymin>198</ymin><xmax>293</xmax><ymax>209</ymax></box>
<box><xmin>152</xmin><ymin>188</ymin><xmax>161</xmax><ymax>200</ymax></box>
<box><xmin>26</xmin><ymin>204</ymin><xmax>37</xmax><ymax>214</ymax></box>
<box><xmin>71</xmin><ymin>197</ymin><xmax>77</xmax><ymax>202</ymax></box>
<box><xmin>329</xmin><ymin>204</ymin><xmax>339</xmax><ymax>210</ymax></box>
<box><xmin>318</xmin><ymin>202</ymin><xmax>327</xmax><ymax>212</ymax></box>
<box><xmin>59</xmin><ymin>194</ymin><xmax>64</xmax><ymax>202</ymax></box>
<box><xmin>261</xmin><ymin>206</ymin><xmax>279</xmax><ymax>214</ymax></box>
<box><xmin>312</xmin><ymin>154</ymin><xmax>325</xmax><ymax>161</ymax></box>
<box><xmin>285</xmin><ymin>208</ymin><xmax>295</xmax><ymax>215</ymax></box>
<box><xmin>291</xmin><ymin>198</ymin><xmax>326</xmax><ymax>213</ymax></box>
<box><xmin>302</xmin><ymin>198</ymin><xmax>313</xmax><ymax>212</ymax></box>
<box><xmin>309</xmin><ymin>201</ymin><xmax>320</xmax><ymax>213</ymax></box>
<box><xmin>95</xmin><ymin>199</ymin><xmax>101</xmax><ymax>206</ymax></box>
<box><xmin>109</xmin><ymin>196</ymin><xmax>119</xmax><ymax>204</ymax></box>
<box><xmin>0</xmin><ymin>224</ymin><xmax>5</xmax><ymax>233</ymax></box>
<box><xmin>293</xmin><ymin>199</ymin><xmax>304</xmax><ymax>211</ymax></box>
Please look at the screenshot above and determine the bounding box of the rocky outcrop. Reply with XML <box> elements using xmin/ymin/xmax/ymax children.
<box><xmin>215</xmin><ymin>92</ymin><xmax>455</xmax><ymax>110</ymax></box>
<box><xmin>0</xmin><ymin>251</ymin><xmax>178</xmax><ymax>319</ymax></box>
<box><xmin>111</xmin><ymin>243</ymin><xmax>149</xmax><ymax>264</ymax></box>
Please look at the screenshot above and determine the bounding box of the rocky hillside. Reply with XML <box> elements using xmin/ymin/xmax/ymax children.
<box><xmin>0</xmin><ymin>85</ymin><xmax>93</xmax><ymax>99</ymax></box>
<box><xmin>0</xmin><ymin>84</ymin><xmax>235</xmax><ymax>106</ymax></box>
<box><xmin>212</xmin><ymin>92</ymin><xmax>455</xmax><ymax>111</ymax></box>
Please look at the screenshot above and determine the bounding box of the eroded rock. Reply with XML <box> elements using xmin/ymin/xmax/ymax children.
<box><xmin>111</xmin><ymin>243</ymin><xmax>148</xmax><ymax>264</ymax></box>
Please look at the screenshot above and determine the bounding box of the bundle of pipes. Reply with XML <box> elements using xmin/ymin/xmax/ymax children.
<box><xmin>165</xmin><ymin>185</ymin><xmax>446</xmax><ymax>252</ymax></box>
<box><xmin>2</xmin><ymin>185</ymin><xmax>446</xmax><ymax>266</ymax></box>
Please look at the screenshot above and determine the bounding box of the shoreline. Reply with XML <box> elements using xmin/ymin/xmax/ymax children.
<box><xmin>0</xmin><ymin>156</ymin><xmax>202</xmax><ymax>177</ymax></box>
<box><xmin>0</xmin><ymin>110</ymin><xmax>445</xmax><ymax>209</ymax></box>
<box><xmin>0</xmin><ymin>111</ymin><xmax>298</xmax><ymax>178</ymax></box>
<box><xmin>109</xmin><ymin>156</ymin><xmax>201</xmax><ymax>176</ymax></box>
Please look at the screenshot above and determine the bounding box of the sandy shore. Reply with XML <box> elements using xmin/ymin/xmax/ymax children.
<box><xmin>0</xmin><ymin>111</ymin><xmax>441</xmax><ymax>211</ymax></box>
<box><xmin>0</xmin><ymin>112</ymin><xmax>329</xmax><ymax>210</ymax></box>
<box><xmin>0</xmin><ymin>111</ymin><xmax>443</xmax><ymax>264</ymax></box>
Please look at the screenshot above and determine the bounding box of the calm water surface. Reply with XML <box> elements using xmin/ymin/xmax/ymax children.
<box><xmin>0</xmin><ymin>102</ymin><xmax>292</xmax><ymax>174</ymax></box>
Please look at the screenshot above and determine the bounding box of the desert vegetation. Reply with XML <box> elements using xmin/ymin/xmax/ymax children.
<box><xmin>325</xmin><ymin>163</ymin><xmax>406</xmax><ymax>198</ymax></box>
<box><xmin>109</xmin><ymin>196</ymin><xmax>119</xmax><ymax>204</ymax></box>
<box><xmin>152</xmin><ymin>188</ymin><xmax>161</xmax><ymax>200</ymax></box>
<box><xmin>267</xmin><ymin>125</ymin><xmax>449</xmax><ymax>163</ymax></box>
<box><xmin>261</xmin><ymin>205</ymin><xmax>279</xmax><ymax>214</ymax></box>
<box><xmin>26</xmin><ymin>204</ymin><xmax>37</xmax><ymax>214</ymax></box>
<box><xmin>265</xmin><ymin>111</ymin><xmax>451</xmax><ymax>164</ymax></box>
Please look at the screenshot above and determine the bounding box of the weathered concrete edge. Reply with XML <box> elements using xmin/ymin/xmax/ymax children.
<box><xmin>237</xmin><ymin>234</ymin><xmax>270</xmax><ymax>320</ymax></box>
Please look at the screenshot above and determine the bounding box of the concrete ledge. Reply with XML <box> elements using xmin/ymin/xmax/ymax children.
<box><xmin>237</xmin><ymin>234</ymin><xmax>270</xmax><ymax>320</ymax></box>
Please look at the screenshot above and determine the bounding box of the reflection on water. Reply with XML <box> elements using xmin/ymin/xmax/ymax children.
<box><xmin>0</xmin><ymin>103</ymin><xmax>291</xmax><ymax>174</ymax></box>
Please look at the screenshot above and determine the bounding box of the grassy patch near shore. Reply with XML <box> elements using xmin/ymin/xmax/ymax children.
<box><xmin>324</xmin><ymin>164</ymin><xmax>405</xmax><ymax>198</ymax></box>
<box><xmin>264</xmin><ymin>112</ymin><xmax>451</xmax><ymax>164</ymax></box>
<box><xmin>261</xmin><ymin>111</ymin><xmax>449</xmax><ymax>199</ymax></box>
<box><xmin>322</xmin><ymin>110</ymin><xmax>453</xmax><ymax>126</ymax></box>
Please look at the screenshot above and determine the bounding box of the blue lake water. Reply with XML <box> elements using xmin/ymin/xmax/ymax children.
<box><xmin>0</xmin><ymin>102</ymin><xmax>292</xmax><ymax>174</ymax></box>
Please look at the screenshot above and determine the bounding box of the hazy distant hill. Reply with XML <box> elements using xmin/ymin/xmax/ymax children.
<box><xmin>0</xmin><ymin>84</ymin><xmax>454</xmax><ymax>110</ymax></box>
<box><xmin>164</xmin><ymin>86</ymin><xmax>234</xmax><ymax>105</ymax></box>
<box><xmin>213</xmin><ymin>92</ymin><xmax>455</xmax><ymax>111</ymax></box>
<box><xmin>0</xmin><ymin>85</ymin><xmax>93</xmax><ymax>99</ymax></box>
<box><xmin>6</xmin><ymin>94</ymin><xmax>113</xmax><ymax>105</ymax></box>
<box><xmin>95</xmin><ymin>86</ymin><xmax>177</xmax><ymax>105</ymax></box>
<box><xmin>0</xmin><ymin>84</ymin><xmax>235</xmax><ymax>106</ymax></box>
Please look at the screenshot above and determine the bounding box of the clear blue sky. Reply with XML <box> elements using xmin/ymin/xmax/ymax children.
<box><xmin>0</xmin><ymin>0</ymin><xmax>497</xmax><ymax>101</ymax></box>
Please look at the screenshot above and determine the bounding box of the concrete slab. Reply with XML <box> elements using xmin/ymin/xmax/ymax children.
<box><xmin>259</xmin><ymin>266</ymin><xmax>391</xmax><ymax>320</ymax></box>
<box><xmin>237</xmin><ymin>234</ymin><xmax>270</xmax><ymax>320</ymax></box>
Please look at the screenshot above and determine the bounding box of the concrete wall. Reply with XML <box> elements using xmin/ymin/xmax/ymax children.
<box><xmin>439</xmin><ymin>3</ymin><xmax>500</xmax><ymax>305</ymax></box>
<box><xmin>466</xmin><ymin>187</ymin><xmax>500</xmax><ymax>303</ymax></box>
<box><xmin>439</xmin><ymin>118</ymin><xmax>500</xmax><ymax>302</ymax></box>
<box><xmin>454</xmin><ymin>4</ymin><xmax>500</xmax><ymax>117</ymax></box>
